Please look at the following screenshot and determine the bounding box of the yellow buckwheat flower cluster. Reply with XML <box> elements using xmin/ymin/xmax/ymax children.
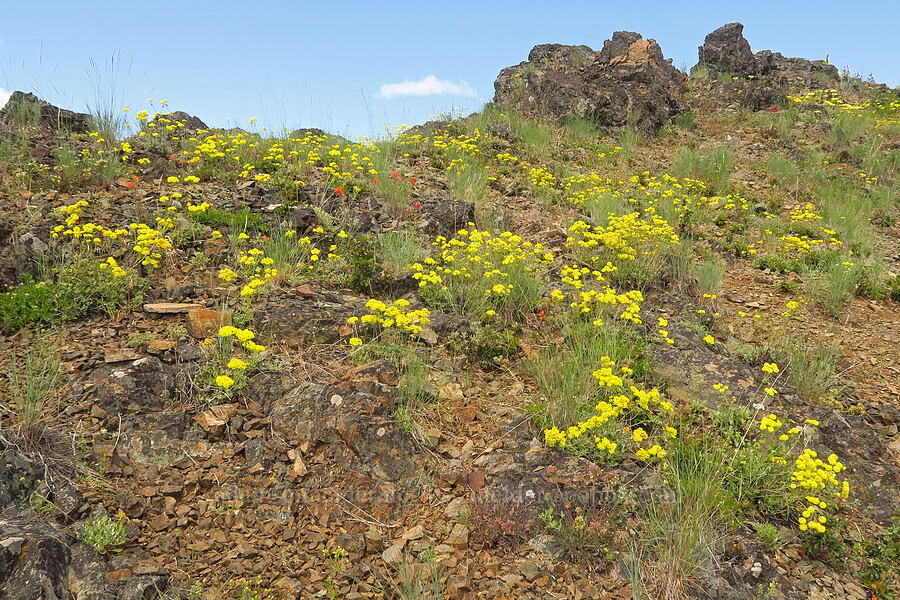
<box><xmin>543</xmin><ymin>356</ymin><xmax>674</xmax><ymax>461</ymax></box>
<box><xmin>410</xmin><ymin>225</ymin><xmax>553</xmax><ymax>313</ymax></box>
<box><xmin>218</xmin><ymin>326</ymin><xmax>266</xmax><ymax>353</ymax></box>
<box><xmin>755</xmin><ymin>410</ymin><xmax>849</xmax><ymax>535</ymax></box>
<box><xmin>129</xmin><ymin>223</ymin><xmax>172</xmax><ymax>268</ymax></box>
<box><xmin>98</xmin><ymin>257</ymin><xmax>127</xmax><ymax>277</ymax></box>
<box><xmin>566</xmin><ymin>213</ymin><xmax>679</xmax><ymax>263</ymax></box>
<box><xmin>346</xmin><ymin>299</ymin><xmax>431</xmax><ymax>344</ymax></box>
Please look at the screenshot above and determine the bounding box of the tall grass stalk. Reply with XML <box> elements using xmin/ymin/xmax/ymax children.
<box><xmin>384</xmin><ymin>549</ymin><xmax>444</xmax><ymax>600</ymax></box>
<box><xmin>85</xmin><ymin>53</ymin><xmax>133</xmax><ymax>142</ymax></box>
<box><xmin>642</xmin><ymin>436</ymin><xmax>733</xmax><ymax>598</ymax></box>
<box><xmin>5</xmin><ymin>337</ymin><xmax>62</xmax><ymax>443</ymax></box>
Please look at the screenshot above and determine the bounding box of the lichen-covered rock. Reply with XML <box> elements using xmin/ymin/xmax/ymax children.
<box><xmin>0</xmin><ymin>445</ymin><xmax>46</xmax><ymax>516</ymax></box>
<box><xmin>252</xmin><ymin>288</ymin><xmax>361</xmax><ymax>347</ymax></box>
<box><xmin>160</xmin><ymin>111</ymin><xmax>207</xmax><ymax>132</ymax></box>
<box><xmin>697</xmin><ymin>22</ymin><xmax>838</xmax><ymax>83</ymax></box>
<box><xmin>0</xmin><ymin>215</ymin><xmax>15</xmax><ymax>290</ymax></box>
<box><xmin>0</xmin><ymin>442</ymin><xmax>109</xmax><ymax>600</ymax></box>
<box><xmin>0</xmin><ymin>440</ymin><xmax>85</xmax><ymax>522</ymax></box>
<box><xmin>0</xmin><ymin>519</ymin><xmax>103</xmax><ymax>600</ymax></box>
<box><xmin>493</xmin><ymin>32</ymin><xmax>686</xmax><ymax>131</ymax></box>
<box><xmin>87</xmin><ymin>357</ymin><xmax>174</xmax><ymax>415</ymax></box>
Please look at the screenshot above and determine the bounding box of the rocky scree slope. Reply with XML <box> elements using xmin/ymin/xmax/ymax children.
<box><xmin>0</xmin><ymin>21</ymin><xmax>899</xmax><ymax>600</ymax></box>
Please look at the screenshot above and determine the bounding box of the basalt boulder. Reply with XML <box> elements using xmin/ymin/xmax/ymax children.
<box><xmin>493</xmin><ymin>31</ymin><xmax>687</xmax><ymax>132</ymax></box>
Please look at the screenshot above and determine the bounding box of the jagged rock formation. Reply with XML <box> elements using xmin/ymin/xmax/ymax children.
<box><xmin>694</xmin><ymin>22</ymin><xmax>840</xmax><ymax>109</ymax></box>
<box><xmin>493</xmin><ymin>31</ymin><xmax>686</xmax><ymax>131</ymax></box>
<box><xmin>0</xmin><ymin>91</ymin><xmax>92</xmax><ymax>133</ymax></box>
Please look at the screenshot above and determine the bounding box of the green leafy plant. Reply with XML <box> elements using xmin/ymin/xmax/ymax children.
<box><xmin>78</xmin><ymin>513</ymin><xmax>127</xmax><ymax>554</ymax></box>
<box><xmin>755</xmin><ymin>522</ymin><xmax>781</xmax><ymax>551</ymax></box>
<box><xmin>0</xmin><ymin>278</ymin><xmax>61</xmax><ymax>332</ymax></box>
<box><xmin>323</xmin><ymin>548</ymin><xmax>349</xmax><ymax>600</ymax></box>
<box><xmin>451</xmin><ymin>320</ymin><xmax>520</xmax><ymax>368</ymax></box>
<box><xmin>856</xmin><ymin>516</ymin><xmax>900</xmax><ymax>599</ymax></box>
<box><xmin>537</xmin><ymin>468</ymin><xmax>625</xmax><ymax>563</ymax></box>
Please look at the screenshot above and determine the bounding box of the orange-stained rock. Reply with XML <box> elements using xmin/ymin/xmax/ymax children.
<box><xmin>186</xmin><ymin>308</ymin><xmax>231</xmax><ymax>338</ymax></box>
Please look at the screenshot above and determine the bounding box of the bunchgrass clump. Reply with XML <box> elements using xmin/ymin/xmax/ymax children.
<box><xmin>4</xmin><ymin>335</ymin><xmax>62</xmax><ymax>446</ymax></box>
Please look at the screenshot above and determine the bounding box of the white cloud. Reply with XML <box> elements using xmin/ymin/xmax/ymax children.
<box><xmin>0</xmin><ymin>88</ymin><xmax>11</xmax><ymax>109</ymax></box>
<box><xmin>376</xmin><ymin>75</ymin><xmax>476</xmax><ymax>99</ymax></box>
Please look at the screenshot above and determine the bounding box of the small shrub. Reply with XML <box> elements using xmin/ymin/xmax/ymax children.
<box><xmin>55</xmin><ymin>254</ymin><xmax>146</xmax><ymax>318</ymax></box>
<box><xmin>726</xmin><ymin>340</ymin><xmax>765</xmax><ymax>364</ymax></box>
<box><xmin>0</xmin><ymin>278</ymin><xmax>61</xmax><ymax>332</ymax></box>
<box><xmin>755</xmin><ymin>522</ymin><xmax>781</xmax><ymax>551</ymax></box>
<box><xmin>537</xmin><ymin>475</ymin><xmax>625</xmax><ymax>563</ymax></box>
<box><xmin>777</xmin><ymin>280</ymin><xmax>799</xmax><ymax>294</ymax></box>
<box><xmin>673</xmin><ymin>112</ymin><xmax>696</xmax><ymax>131</ymax></box>
<box><xmin>856</xmin><ymin>516</ymin><xmax>900</xmax><ymax>599</ymax></box>
<box><xmin>346</xmin><ymin>234</ymin><xmax>376</xmax><ymax>292</ymax></box>
<box><xmin>802</xmin><ymin>516</ymin><xmax>848</xmax><ymax>563</ymax></box>
<box><xmin>470</xmin><ymin>494</ymin><xmax>537</xmax><ymax>549</ymax></box>
<box><xmin>452</xmin><ymin>321</ymin><xmax>520</xmax><ymax>368</ymax></box>
<box><xmin>412</xmin><ymin>225</ymin><xmax>553</xmax><ymax>318</ymax></box>
<box><xmin>690</xmin><ymin>65</ymin><xmax>710</xmax><ymax>80</ymax></box>
<box><xmin>753</xmin><ymin>254</ymin><xmax>803</xmax><ymax>275</ymax></box>
<box><xmin>231</xmin><ymin>575</ymin><xmax>275</xmax><ymax>600</ymax></box>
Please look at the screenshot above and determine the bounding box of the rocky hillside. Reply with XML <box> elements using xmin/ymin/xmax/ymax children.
<box><xmin>1</xmin><ymin>22</ymin><xmax>899</xmax><ymax>600</ymax></box>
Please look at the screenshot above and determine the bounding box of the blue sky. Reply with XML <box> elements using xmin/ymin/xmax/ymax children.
<box><xmin>1</xmin><ymin>1</ymin><xmax>898</xmax><ymax>139</ymax></box>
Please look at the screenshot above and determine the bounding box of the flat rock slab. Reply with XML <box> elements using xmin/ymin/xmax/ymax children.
<box><xmin>143</xmin><ymin>302</ymin><xmax>205</xmax><ymax>314</ymax></box>
<box><xmin>186</xmin><ymin>308</ymin><xmax>231</xmax><ymax>338</ymax></box>
<box><xmin>104</xmin><ymin>349</ymin><xmax>142</xmax><ymax>363</ymax></box>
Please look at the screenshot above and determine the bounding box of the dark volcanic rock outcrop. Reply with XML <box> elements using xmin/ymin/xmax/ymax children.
<box><xmin>0</xmin><ymin>91</ymin><xmax>92</xmax><ymax>133</ymax></box>
<box><xmin>697</xmin><ymin>22</ymin><xmax>758</xmax><ymax>77</ymax></box>
<box><xmin>493</xmin><ymin>31</ymin><xmax>686</xmax><ymax>131</ymax></box>
<box><xmin>695</xmin><ymin>23</ymin><xmax>839</xmax><ymax>109</ymax></box>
